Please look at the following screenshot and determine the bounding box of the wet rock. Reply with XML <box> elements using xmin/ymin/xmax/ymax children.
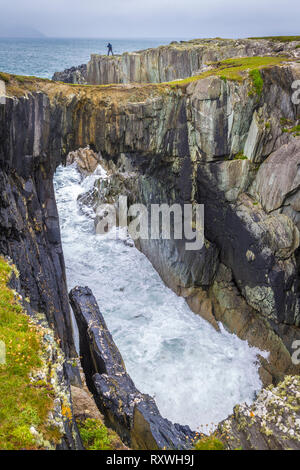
<box><xmin>69</xmin><ymin>286</ymin><xmax>195</xmax><ymax>450</ymax></box>
<box><xmin>71</xmin><ymin>385</ymin><xmax>104</xmax><ymax>422</ymax></box>
<box><xmin>211</xmin><ymin>264</ymin><xmax>299</xmax><ymax>385</ymax></box>
<box><xmin>52</xmin><ymin>64</ymin><xmax>87</xmax><ymax>84</ymax></box>
<box><xmin>0</xmin><ymin>169</ymin><xmax>75</xmax><ymax>358</ymax></box>
<box><xmin>67</xmin><ymin>146</ymin><xmax>101</xmax><ymax>176</ymax></box>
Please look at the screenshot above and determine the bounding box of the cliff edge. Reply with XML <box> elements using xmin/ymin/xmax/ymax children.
<box><xmin>52</xmin><ymin>37</ymin><xmax>300</xmax><ymax>85</ymax></box>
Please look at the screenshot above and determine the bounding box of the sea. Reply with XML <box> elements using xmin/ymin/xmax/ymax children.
<box><xmin>0</xmin><ymin>37</ymin><xmax>184</xmax><ymax>79</ymax></box>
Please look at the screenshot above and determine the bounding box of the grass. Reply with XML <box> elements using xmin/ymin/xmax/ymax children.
<box><xmin>77</xmin><ymin>418</ymin><xmax>115</xmax><ymax>450</ymax></box>
<box><xmin>0</xmin><ymin>72</ymin><xmax>52</xmax><ymax>84</ymax></box>
<box><xmin>249</xmin><ymin>69</ymin><xmax>264</xmax><ymax>96</ymax></box>
<box><xmin>0</xmin><ymin>72</ymin><xmax>10</xmax><ymax>83</ymax></box>
<box><xmin>248</xmin><ymin>36</ymin><xmax>300</xmax><ymax>43</ymax></box>
<box><xmin>233</xmin><ymin>152</ymin><xmax>248</xmax><ymax>160</ymax></box>
<box><xmin>194</xmin><ymin>436</ymin><xmax>225</xmax><ymax>450</ymax></box>
<box><xmin>280</xmin><ymin>117</ymin><xmax>293</xmax><ymax>126</ymax></box>
<box><xmin>283</xmin><ymin>124</ymin><xmax>300</xmax><ymax>136</ymax></box>
<box><xmin>0</xmin><ymin>257</ymin><xmax>58</xmax><ymax>450</ymax></box>
<box><xmin>168</xmin><ymin>56</ymin><xmax>288</xmax><ymax>88</ymax></box>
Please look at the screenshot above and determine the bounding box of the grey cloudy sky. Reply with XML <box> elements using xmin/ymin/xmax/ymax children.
<box><xmin>1</xmin><ymin>0</ymin><xmax>299</xmax><ymax>38</ymax></box>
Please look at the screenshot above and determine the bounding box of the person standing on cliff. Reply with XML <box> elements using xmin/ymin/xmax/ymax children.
<box><xmin>107</xmin><ymin>43</ymin><xmax>114</xmax><ymax>56</ymax></box>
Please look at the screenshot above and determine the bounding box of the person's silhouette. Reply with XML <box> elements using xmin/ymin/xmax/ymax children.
<box><xmin>107</xmin><ymin>43</ymin><xmax>114</xmax><ymax>56</ymax></box>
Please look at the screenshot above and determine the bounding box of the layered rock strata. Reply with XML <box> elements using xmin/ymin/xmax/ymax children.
<box><xmin>1</xmin><ymin>62</ymin><xmax>300</xmax><ymax>383</ymax></box>
<box><xmin>53</xmin><ymin>38</ymin><xmax>300</xmax><ymax>85</ymax></box>
<box><xmin>69</xmin><ymin>286</ymin><xmax>195</xmax><ymax>450</ymax></box>
<box><xmin>0</xmin><ymin>55</ymin><xmax>300</xmax><ymax>448</ymax></box>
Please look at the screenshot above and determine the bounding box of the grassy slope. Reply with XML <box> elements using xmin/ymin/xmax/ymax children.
<box><xmin>0</xmin><ymin>257</ymin><xmax>59</xmax><ymax>450</ymax></box>
<box><xmin>248</xmin><ymin>36</ymin><xmax>300</xmax><ymax>42</ymax></box>
<box><xmin>168</xmin><ymin>56</ymin><xmax>289</xmax><ymax>87</ymax></box>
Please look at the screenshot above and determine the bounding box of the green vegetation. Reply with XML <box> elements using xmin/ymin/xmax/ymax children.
<box><xmin>77</xmin><ymin>418</ymin><xmax>114</xmax><ymax>450</ymax></box>
<box><xmin>280</xmin><ymin>117</ymin><xmax>293</xmax><ymax>126</ymax></box>
<box><xmin>0</xmin><ymin>72</ymin><xmax>52</xmax><ymax>85</ymax></box>
<box><xmin>0</xmin><ymin>257</ymin><xmax>58</xmax><ymax>450</ymax></box>
<box><xmin>282</xmin><ymin>124</ymin><xmax>300</xmax><ymax>136</ymax></box>
<box><xmin>194</xmin><ymin>436</ymin><xmax>225</xmax><ymax>450</ymax></box>
<box><xmin>249</xmin><ymin>69</ymin><xmax>264</xmax><ymax>96</ymax></box>
<box><xmin>168</xmin><ymin>56</ymin><xmax>288</xmax><ymax>88</ymax></box>
<box><xmin>233</xmin><ymin>152</ymin><xmax>248</xmax><ymax>160</ymax></box>
<box><xmin>0</xmin><ymin>72</ymin><xmax>10</xmax><ymax>83</ymax></box>
<box><xmin>248</xmin><ymin>36</ymin><xmax>300</xmax><ymax>43</ymax></box>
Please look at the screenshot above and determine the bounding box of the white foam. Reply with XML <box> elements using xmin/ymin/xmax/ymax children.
<box><xmin>54</xmin><ymin>164</ymin><xmax>268</xmax><ymax>431</ymax></box>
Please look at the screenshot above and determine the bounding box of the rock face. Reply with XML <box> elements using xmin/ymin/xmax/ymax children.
<box><xmin>1</xmin><ymin>53</ymin><xmax>300</xmax><ymax>448</ymax></box>
<box><xmin>250</xmin><ymin>140</ymin><xmax>300</xmax><ymax>232</ymax></box>
<box><xmin>69</xmin><ymin>286</ymin><xmax>195</xmax><ymax>450</ymax></box>
<box><xmin>6</xmin><ymin>266</ymin><xmax>83</xmax><ymax>450</ymax></box>
<box><xmin>67</xmin><ymin>146</ymin><xmax>101</xmax><ymax>176</ymax></box>
<box><xmin>1</xmin><ymin>61</ymin><xmax>300</xmax><ymax>386</ymax></box>
<box><xmin>218</xmin><ymin>375</ymin><xmax>300</xmax><ymax>450</ymax></box>
<box><xmin>53</xmin><ymin>38</ymin><xmax>300</xmax><ymax>85</ymax></box>
<box><xmin>52</xmin><ymin>64</ymin><xmax>87</xmax><ymax>84</ymax></box>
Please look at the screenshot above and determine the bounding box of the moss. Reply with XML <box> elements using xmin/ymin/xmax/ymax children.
<box><xmin>0</xmin><ymin>72</ymin><xmax>10</xmax><ymax>83</ymax></box>
<box><xmin>280</xmin><ymin>117</ymin><xmax>293</xmax><ymax>126</ymax></box>
<box><xmin>248</xmin><ymin>36</ymin><xmax>300</xmax><ymax>43</ymax></box>
<box><xmin>233</xmin><ymin>152</ymin><xmax>248</xmax><ymax>160</ymax></box>
<box><xmin>249</xmin><ymin>69</ymin><xmax>264</xmax><ymax>96</ymax></box>
<box><xmin>194</xmin><ymin>436</ymin><xmax>225</xmax><ymax>450</ymax></box>
<box><xmin>77</xmin><ymin>418</ymin><xmax>115</xmax><ymax>450</ymax></box>
<box><xmin>168</xmin><ymin>56</ymin><xmax>288</xmax><ymax>88</ymax></box>
<box><xmin>0</xmin><ymin>257</ymin><xmax>57</xmax><ymax>450</ymax></box>
<box><xmin>282</xmin><ymin>124</ymin><xmax>300</xmax><ymax>136</ymax></box>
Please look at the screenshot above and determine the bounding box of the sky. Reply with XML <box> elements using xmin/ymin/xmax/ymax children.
<box><xmin>0</xmin><ymin>0</ymin><xmax>299</xmax><ymax>38</ymax></box>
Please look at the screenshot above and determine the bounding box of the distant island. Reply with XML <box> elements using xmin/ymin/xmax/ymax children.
<box><xmin>0</xmin><ymin>25</ymin><xmax>46</xmax><ymax>38</ymax></box>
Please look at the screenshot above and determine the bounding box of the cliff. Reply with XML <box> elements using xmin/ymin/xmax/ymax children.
<box><xmin>218</xmin><ymin>375</ymin><xmax>300</xmax><ymax>450</ymax></box>
<box><xmin>0</xmin><ymin>257</ymin><xmax>83</xmax><ymax>450</ymax></box>
<box><xmin>53</xmin><ymin>37</ymin><xmax>300</xmax><ymax>85</ymax></box>
<box><xmin>69</xmin><ymin>286</ymin><xmax>195</xmax><ymax>450</ymax></box>
<box><xmin>0</xmin><ymin>53</ymin><xmax>300</xmax><ymax>448</ymax></box>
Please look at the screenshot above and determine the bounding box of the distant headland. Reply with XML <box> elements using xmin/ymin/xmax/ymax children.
<box><xmin>0</xmin><ymin>25</ymin><xmax>46</xmax><ymax>38</ymax></box>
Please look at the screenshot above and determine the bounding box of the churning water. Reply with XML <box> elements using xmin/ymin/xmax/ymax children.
<box><xmin>54</xmin><ymin>164</ymin><xmax>267</xmax><ymax>430</ymax></box>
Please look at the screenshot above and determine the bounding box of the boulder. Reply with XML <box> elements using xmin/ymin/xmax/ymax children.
<box><xmin>52</xmin><ymin>64</ymin><xmax>87</xmax><ymax>84</ymax></box>
<box><xmin>66</xmin><ymin>147</ymin><xmax>101</xmax><ymax>176</ymax></box>
<box><xmin>69</xmin><ymin>286</ymin><xmax>195</xmax><ymax>450</ymax></box>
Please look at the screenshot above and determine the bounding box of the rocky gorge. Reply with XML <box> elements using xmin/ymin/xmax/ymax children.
<box><xmin>0</xmin><ymin>37</ymin><xmax>300</xmax><ymax>450</ymax></box>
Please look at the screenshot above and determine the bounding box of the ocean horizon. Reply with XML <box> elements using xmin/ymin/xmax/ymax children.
<box><xmin>0</xmin><ymin>37</ymin><xmax>189</xmax><ymax>79</ymax></box>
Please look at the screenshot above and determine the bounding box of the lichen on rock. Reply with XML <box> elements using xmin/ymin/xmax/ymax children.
<box><xmin>218</xmin><ymin>375</ymin><xmax>300</xmax><ymax>450</ymax></box>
